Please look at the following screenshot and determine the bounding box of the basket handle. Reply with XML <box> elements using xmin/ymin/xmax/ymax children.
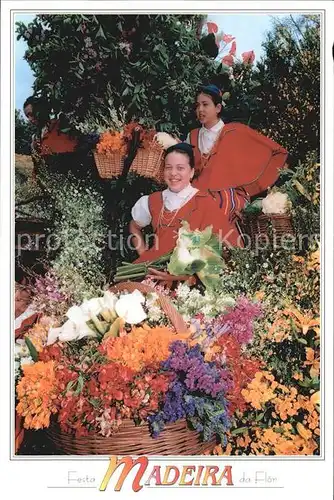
<box><xmin>109</xmin><ymin>281</ymin><xmax>188</xmax><ymax>334</ymax></box>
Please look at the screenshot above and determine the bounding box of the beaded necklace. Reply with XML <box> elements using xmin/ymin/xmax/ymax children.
<box><xmin>157</xmin><ymin>191</ymin><xmax>196</xmax><ymax>229</ymax></box>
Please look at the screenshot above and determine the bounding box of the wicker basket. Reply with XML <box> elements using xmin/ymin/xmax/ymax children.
<box><xmin>242</xmin><ymin>213</ymin><xmax>295</xmax><ymax>249</ymax></box>
<box><xmin>46</xmin><ymin>283</ymin><xmax>217</xmax><ymax>455</ymax></box>
<box><xmin>93</xmin><ymin>151</ymin><xmax>127</xmax><ymax>179</ymax></box>
<box><xmin>46</xmin><ymin>419</ymin><xmax>217</xmax><ymax>456</ymax></box>
<box><xmin>131</xmin><ymin>142</ymin><xmax>165</xmax><ymax>185</ymax></box>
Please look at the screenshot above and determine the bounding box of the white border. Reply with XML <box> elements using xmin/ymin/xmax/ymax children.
<box><xmin>1</xmin><ymin>2</ymin><xmax>333</xmax><ymax>499</ymax></box>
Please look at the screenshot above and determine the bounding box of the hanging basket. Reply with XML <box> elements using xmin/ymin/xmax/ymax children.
<box><xmin>131</xmin><ymin>142</ymin><xmax>165</xmax><ymax>185</ymax></box>
<box><xmin>46</xmin><ymin>419</ymin><xmax>217</xmax><ymax>456</ymax></box>
<box><xmin>241</xmin><ymin>213</ymin><xmax>295</xmax><ymax>249</ymax></box>
<box><xmin>93</xmin><ymin>151</ymin><xmax>127</xmax><ymax>179</ymax></box>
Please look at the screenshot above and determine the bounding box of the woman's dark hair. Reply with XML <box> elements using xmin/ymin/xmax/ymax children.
<box><xmin>164</xmin><ymin>143</ymin><xmax>195</xmax><ymax>169</ymax></box>
<box><xmin>196</xmin><ymin>84</ymin><xmax>223</xmax><ymax>107</ymax></box>
<box><xmin>23</xmin><ymin>95</ymin><xmax>51</xmax><ymax>125</ymax></box>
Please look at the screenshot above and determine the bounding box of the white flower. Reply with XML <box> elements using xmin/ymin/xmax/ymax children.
<box><xmin>20</xmin><ymin>356</ymin><xmax>33</xmax><ymax>367</ymax></box>
<box><xmin>262</xmin><ymin>192</ymin><xmax>291</xmax><ymax>215</ymax></box>
<box><xmin>154</xmin><ymin>132</ymin><xmax>179</xmax><ymax>149</ymax></box>
<box><xmin>47</xmin><ymin>301</ymin><xmax>100</xmax><ymax>345</ymax></box>
<box><xmin>101</xmin><ymin>291</ymin><xmax>118</xmax><ymax>312</ymax></box>
<box><xmin>115</xmin><ymin>290</ymin><xmax>147</xmax><ymax>324</ymax></box>
<box><xmin>15</xmin><ymin>340</ymin><xmax>30</xmax><ymax>358</ymax></box>
<box><xmin>80</xmin><ymin>297</ymin><xmax>102</xmax><ymax>317</ymax></box>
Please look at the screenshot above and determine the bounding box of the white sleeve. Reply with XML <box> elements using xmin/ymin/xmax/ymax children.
<box><xmin>131</xmin><ymin>195</ymin><xmax>152</xmax><ymax>227</ymax></box>
<box><xmin>185</xmin><ymin>133</ymin><xmax>191</xmax><ymax>144</ymax></box>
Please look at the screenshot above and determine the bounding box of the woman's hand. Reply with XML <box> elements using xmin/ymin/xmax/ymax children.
<box><xmin>129</xmin><ymin>220</ymin><xmax>148</xmax><ymax>255</ymax></box>
<box><xmin>147</xmin><ymin>267</ymin><xmax>195</xmax><ymax>287</ymax></box>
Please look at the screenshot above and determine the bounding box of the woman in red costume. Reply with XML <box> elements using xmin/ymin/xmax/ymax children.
<box><xmin>129</xmin><ymin>143</ymin><xmax>244</xmax><ymax>276</ymax></box>
<box><xmin>186</xmin><ymin>83</ymin><xmax>288</xmax><ymax>213</ymax></box>
<box><xmin>24</xmin><ymin>96</ymin><xmax>78</xmax><ymax>157</ymax></box>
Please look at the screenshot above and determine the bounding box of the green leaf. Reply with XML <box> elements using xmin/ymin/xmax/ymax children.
<box><xmin>66</xmin><ymin>380</ymin><xmax>76</xmax><ymax>392</ymax></box>
<box><xmin>89</xmin><ymin>398</ymin><xmax>101</xmax><ymax>408</ymax></box>
<box><xmin>24</xmin><ymin>337</ymin><xmax>38</xmax><ymax>362</ymax></box>
<box><xmin>74</xmin><ymin>373</ymin><xmax>85</xmax><ymax>396</ymax></box>
<box><xmin>231</xmin><ymin>427</ymin><xmax>248</xmax><ymax>436</ymax></box>
<box><xmin>96</xmin><ymin>25</ymin><xmax>106</xmax><ymax>40</ymax></box>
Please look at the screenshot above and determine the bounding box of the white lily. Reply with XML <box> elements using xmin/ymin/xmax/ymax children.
<box><xmin>99</xmin><ymin>291</ymin><xmax>118</xmax><ymax>322</ymax></box>
<box><xmin>47</xmin><ymin>326</ymin><xmax>63</xmax><ymax>346</ymax></box>
<box><xmin>47</xmin><ymin>303</ymin><xmax>98</xmax><ymax>345</ymax></box>
<box><xmin>115</xmin><ymin>290</ymin><xmax>147</xmax><ymax>324</ymax></box>
<box><xmin>80</xmin><ymin>298</ymin><xmax>102</xmax><ymax>317</ymax></box>
<box><xmin>102</xmin><ymin>291</ymin><xmax>118</xmax><ymax>311</ymax></box>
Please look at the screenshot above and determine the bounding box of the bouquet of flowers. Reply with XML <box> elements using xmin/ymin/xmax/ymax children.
<box><xmin>114</xmin><ymin>222</ymin><xmax>224</xmax><ymax>289</ymax></box>
<box><xmin>15</xmin><ymin>284</ymin><xmax>261</xmax><ymax>451</ymax></box>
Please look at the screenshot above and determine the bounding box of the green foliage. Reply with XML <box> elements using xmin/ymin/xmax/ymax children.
<box><xmin>16</xmin><ymin>14</ymin><xmax>229</xmax><ymax>136</ymax></box>
<box><xmin>254</xmin><ymin>15</ymin><xmax>320</xmax><ymax>166</ymax></box>
<box><xmin>15</xmin><ymin>109</ymin><xmax>36</xmax><ymax>154</ymax></box>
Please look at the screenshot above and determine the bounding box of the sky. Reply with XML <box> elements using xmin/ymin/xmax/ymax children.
<box><xmin>14</xmin><ymin>12</ymin><xmax>287</xmax><ymax>111</ymax></box>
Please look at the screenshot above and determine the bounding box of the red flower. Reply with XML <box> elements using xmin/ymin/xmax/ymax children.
<box><xmin>242</xmin><ymin>50</ymin><xmax>255</xmax><ymax>64</ymax></box>
<box><xmin>222</xmin><ymin>34</ymin><xmax>235</xmax><ymax>43</ymax></box>
<box><xmin>222</xmin><ymin>54</ymin><xmax>234</xmax><ymax>67</ymax></box>
<box><xmin>207</xmin><ymin>21</ymin><xmax>218</xmax><ymax>34</ymax></box>
<box><xmin>229</xmin><ymin>40</ymin><xmax>237</xmax><ymax>56</ymax></box>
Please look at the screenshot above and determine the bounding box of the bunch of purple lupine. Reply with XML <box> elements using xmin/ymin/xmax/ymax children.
<box><xmin>148</xmin><ymin>341</ymin><xmax>231</xmax><ymax>442</ymax></box>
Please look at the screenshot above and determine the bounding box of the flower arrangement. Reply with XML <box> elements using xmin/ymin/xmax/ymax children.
<box><xmin>15</xmin><ymin>285</ymin><xmax>261</xmax><ymax>449</ymax></box>
<box><xmin>95</xmin><ymin>121</ymin><xmax>159</xmax><ymax>155</ymax></box>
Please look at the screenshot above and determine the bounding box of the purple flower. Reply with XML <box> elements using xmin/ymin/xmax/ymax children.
<box><xmin>212</xmin><ymin>296</ymin><xmax>262</xmax><ymax>345</ymax></box>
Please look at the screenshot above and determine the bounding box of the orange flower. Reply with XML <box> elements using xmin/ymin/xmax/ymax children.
<box><xmin>25</xmin><ymin>322</ymin><xmax>48</xmax><ymax>352</ymax></box>
<box><xmin>283</xmin><ymin>307</ymin><xmax>320</xmax><ymax>335</ymax></box>
<box><xmin>16</xmin><ymin>361</ymin><xmax>58</xmax><ymax>430</ymax></box>
<box><xmin>241</xmin><ymin>371</ymin><xmax>276</xmax><ymax>410</ymax></box>
<box><xmin>102</xmin><ymin>326</ymin><xmax>190</xmax><ymax>372</ymax></box>
<box><xmin>97</xmin><ymin>131</ymin><xmax>126</xmax><ymax>154</ymax></box>
<box><xmin>304</xmin><ymin>348</ymin><xmax>320</xmax><ymax>378</ymax></box>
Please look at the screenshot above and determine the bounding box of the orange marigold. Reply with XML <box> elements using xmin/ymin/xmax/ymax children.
<box><xmin>16</xmin><ymin>361</ymin><xmax>58</xmax><ymax>430</ymax></box>
<box><xmin>102</xmin><ymin>326</ymin><xmax>190</xmax><ymax>372</ymax></box>
<box><xmin>96</xmin><ymin>131</ymin><xmax>126</xmax><ymax>154</ymax></box>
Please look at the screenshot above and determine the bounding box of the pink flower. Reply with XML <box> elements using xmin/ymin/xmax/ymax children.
<box><xmin>222</xmin><ymin>54</ymin><xmax>234</xmax><ymax>67</ymax></box>
<box><xmin>207</xmin><ymin>21</ymin><xmax>218</xmax><ymax>34</ymax></box>
<box><xmin>242</xmin><ymin>50</ymin><xmax>255</xmax><ymax>64</ymax></box>
<box><xmin>229</xmin><ymin>40</ymin><xmax>237</xmax><ymax>56</ymax></box>
<box><xmin>222</xmin><ymin>34</ymin><xmax>235</xmax><ymax>43</ymax></box>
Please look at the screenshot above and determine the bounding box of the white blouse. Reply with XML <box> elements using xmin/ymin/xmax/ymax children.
<box><xmin>131</xmin><ymin>184</ymin><xmax>199</xmax><ymax>228</ymax></box>
<box><xmin>185</xmin><ymin>119</ymin><xmax>225</xmax><ymax>154</ymax></box>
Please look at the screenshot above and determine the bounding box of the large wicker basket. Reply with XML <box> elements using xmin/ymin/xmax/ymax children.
<box><xmin>46</xmin><ymin>283</ymin><xmax>218</xmax><ymax>455</ymax></box>
<box><xmin>93</xmin><ymin>151</ymin><xmax>127</xmax><ymax>179</ymax></box>
<box><xmin>131</xmin><ymin>142</ymin><xmax>165</xmax><ymax>185</ymax></box>
<box><xmin>46</xmin><ymin>419</ymin><xmax>217</xmax><ymax>456</ymax></box>
<box><xmin>242</xmin><ymin>213</ymin><xmax>295</xmax><ymax>249</ymax></box>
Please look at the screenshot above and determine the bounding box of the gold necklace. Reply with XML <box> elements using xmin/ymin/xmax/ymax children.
<box><xmin>157</xmin><ymin>191</ymin><xmax>195</xmax><ymax>229</ymax></box>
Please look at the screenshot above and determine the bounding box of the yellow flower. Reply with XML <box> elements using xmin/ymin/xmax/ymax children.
<box><xmin>310</xmin><ymin>391</ymin><xmax>320</xmax><ymax>406</ymax></box>
<box><xmin>304</xmin><ymin>348</ymin><xmax>320</xmax><ymax>378</ymax></box>
<box><xmin>284</xmin><ymin>307</ymin><xmax>320</xmax><ymax>335</ymax></box>
<box><xmin>296</xmin><ymin>423</ymin><xmax>312</xmax><ymax>441</ymax></box>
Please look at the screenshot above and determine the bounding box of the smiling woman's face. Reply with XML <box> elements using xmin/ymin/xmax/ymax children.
<box><xmin>164</xmin><ymin>151</ymin><xmax>194</xmax><ymax>193</ymax></box>
<box><xmin>195</xmin><ymin>92</ymin><xmax>221</xmax><ymax>127</ymax></box>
